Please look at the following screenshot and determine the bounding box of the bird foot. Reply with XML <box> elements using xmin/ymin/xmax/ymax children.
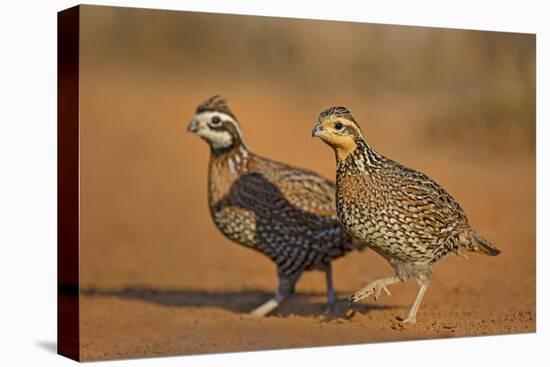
<box><xmin>323</xmin><ymin>303</ymin><xmax>336</xmax><ymax>315</ymax></box>
<box><xmin>348</xmin><ymin>280</ymin><xmax>392</xmax><ymax>304</ymax></box>
<box><xmin>399</xmin><ymin>315</ymin><xmax>417</xmax><ymax>324</ymax></box>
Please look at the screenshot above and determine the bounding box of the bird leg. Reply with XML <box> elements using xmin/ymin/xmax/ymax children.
<box><xmin>324</xmin><ymin>263</ymin><xmax>336</xmax><ymax>314</ymax></box>
<box><xmin>402</xmin><ymin>281</ymin><xmax>429</xmax><ymax>323</ymax></box>
<box><xmin>348</xmin><ymin>275</ymin><xmax>401</xmax><ymax>304</ymax></box>
<box><xmin>249</xmin><ymin>273</ymin><xmax>297</xmax><ymax>317</ymax></box>
<box><xmin>249</xmin><ymin>298</ymin><xmax>280</xmax><ymax>317</ymax></box>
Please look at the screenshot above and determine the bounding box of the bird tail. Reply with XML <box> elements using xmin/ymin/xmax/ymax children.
<box><xmin>469</xmin><ymin>229</ymin><xmax>500</xmax><ymax>256</ymax></box>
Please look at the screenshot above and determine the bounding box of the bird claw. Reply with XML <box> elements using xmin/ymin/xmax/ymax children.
<box><xmin>374</xmin><ymin>285</ymin><xmax>392</xmax><ymax>300</ymax></box>
<box><xmin>349</xmin><ymin>281</ymin><xmax>392</xmax><ymax>304</ymax></box>
<box><xmin>400</xmin><ymin>315</ymin><xmax>416</xmax><ymax>324</ymax></box>
<box><xmin>323</xmin><ymin>303</ymin><xmax>336</xmax><ymax>315</ymax></box>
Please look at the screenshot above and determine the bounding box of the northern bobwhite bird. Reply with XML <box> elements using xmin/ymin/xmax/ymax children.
<box><xmin>312</xmin><ymin>106</ymin><xmax>500</xmax><ymax>323</ymax></box>
<box><xmin>187</xmin><ymin>96</ymin><xmax>364</xmax><ymax>316</ymax></box>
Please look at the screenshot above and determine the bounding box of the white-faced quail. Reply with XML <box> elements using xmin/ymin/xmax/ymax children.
<box><xmin>187</xmin><ymin>96</ymin><xmax>365</xmax><ymax>316</ymax></box>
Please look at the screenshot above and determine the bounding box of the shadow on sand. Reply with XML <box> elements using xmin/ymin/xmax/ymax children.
<box><xmin>80</xmin><ymin>287</ymin><xmax>399</xmax><ymax>318</ymax></box>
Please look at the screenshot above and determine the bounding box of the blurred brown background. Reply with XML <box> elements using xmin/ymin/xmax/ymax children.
<box><xmin>77</xmin><ymin>5</ymin><xmax>535</xmax><ymax>360</ymax></box>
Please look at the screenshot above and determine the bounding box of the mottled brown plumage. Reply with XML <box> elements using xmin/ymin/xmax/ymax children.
<box><xmin>187</xmin><ymin>96</ymin><xmax>363</xmax><ymax>316</ymax></box>
<box><xmin>312</xmin><ymin>107</ymin><xmax>500</xmax><ymax>323</ymax></box>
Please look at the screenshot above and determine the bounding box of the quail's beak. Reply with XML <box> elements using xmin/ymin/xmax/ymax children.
<box><xmin>311</xmin><ymin>123</ymin><xmax>323</xmax><ymax>138</ymax></box>
<box><xmin>187</xmin><ymin>119</ymin><xmax>199</xmax><ymax>133</ymax></box>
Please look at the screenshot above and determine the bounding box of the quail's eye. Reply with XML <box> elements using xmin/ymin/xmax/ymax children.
<box><xmin>334</xmin><ymin>122</ymin><xmax>343</xmax><ymax>130</ymax></box>
<box><xmin>211</xmin><ymin>116</ymin><xmax>221</xmax><ymax>125</ymax></box>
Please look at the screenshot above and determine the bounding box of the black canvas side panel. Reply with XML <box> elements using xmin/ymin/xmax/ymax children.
<box><xmin>57</xmin><ymin>5</ymin><xmax>80</xmax><ymax>362</ymax></box>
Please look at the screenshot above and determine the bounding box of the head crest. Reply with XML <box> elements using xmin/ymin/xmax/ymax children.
<box><xmin>319</xmin><ymin>106</ymin><xmax>356</xmax><ymax>124</ymax></box>
<box><xmin>196</xmin><ymin>95</ymin><xmax>236</xmax><ymax>120</ymax></box>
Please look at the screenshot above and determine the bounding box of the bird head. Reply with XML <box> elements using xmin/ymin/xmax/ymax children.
<box><xmin>187</xmin><ymin>95</ymin><xmax>247</xmax><ymax>152</ymax></box>
<box><xmin>312</xmin><ymin>106</ymin><xmax>364</xmax><ymax>161</ymax></box>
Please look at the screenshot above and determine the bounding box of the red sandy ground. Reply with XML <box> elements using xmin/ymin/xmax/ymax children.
<box><xmin>77</xmin><ymin>80</ymin><xmax>535</xmax><ymax>361</ymax></box>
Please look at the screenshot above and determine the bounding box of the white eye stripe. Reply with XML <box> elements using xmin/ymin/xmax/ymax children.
<box><xmin>195</xmin><ymin>111</ymin><xmax>250</xmax><ymax>150</ymax></box>
<box><xmin>198</xmin><ymin>111</ymin><xmax>235</xmax><ymax>125</ymax></box>
<box><xmin>208</xmin><ymin>122</ymin><xmax>222</xmax><ymax>129</ymax></box>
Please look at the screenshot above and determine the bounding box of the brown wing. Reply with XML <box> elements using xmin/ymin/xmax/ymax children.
<box><xmin>248</xmin><ymin>155</ymin><xmax>338</xmax><ymax>219</ymax></box>
<box><xmin>225</xmin><ymin>163</ymin><xmax>353</xmax><ymax>275</ymax></box>
<box><xmin>385</xmin><ymin>163</ymin><xmax>469</xmax><ymax>244</ymax></box>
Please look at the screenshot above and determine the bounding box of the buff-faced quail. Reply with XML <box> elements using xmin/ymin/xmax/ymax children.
<box><xmin>187</xmin><ymin>96</ymin><xmax>365</xmax><ymax>316</ymax></box>
<box><xmin>312</xmin><ymin>106</ymin><xmax>500</xmax><ymax>323</ymax></box>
